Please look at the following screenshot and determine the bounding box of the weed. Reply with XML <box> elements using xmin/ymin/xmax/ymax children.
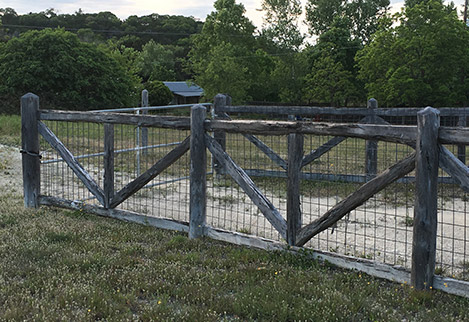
<box><xmin>237</xmin><ymin>227</ymin><xmax>251</xmax><ymax>235</ymax></box>
<box><xmin>403</xmin><ymin>214</ymin><xmax>414</xmax><ymax>227</ymax></box>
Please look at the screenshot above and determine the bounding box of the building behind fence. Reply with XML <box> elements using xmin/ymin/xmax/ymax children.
<box><xmin>21</xmin><ymin>92</ymin><xmax>469</xmax><ymax>297</ymax></box>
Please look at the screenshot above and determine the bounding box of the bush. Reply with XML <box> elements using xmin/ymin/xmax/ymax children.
<box><xmin>144</xmin><ymin>80</ymin><xmax>173</xmax><ymax>106</ymax></box>
<box><xmin>0</xmin><ymin>28</ymin><xmax>140</xmax><ymax>113</ymax></box>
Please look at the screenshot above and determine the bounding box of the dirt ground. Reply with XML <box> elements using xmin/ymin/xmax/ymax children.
<box><xmin>0</xmin><ymin>144</ymin><xmax>22</xmax><ymax>195</ymax></box>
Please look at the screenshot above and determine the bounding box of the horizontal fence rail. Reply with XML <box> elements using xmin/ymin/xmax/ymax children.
<box><xmin>21</xmin><ymin>92</ymin><xmax>469</xmax><ymax>298</ymax></box>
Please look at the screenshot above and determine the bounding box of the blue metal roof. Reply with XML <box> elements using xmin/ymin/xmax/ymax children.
<box><xmin>163</xmin><ymin>81</ymin><xmax>204</xmax><ymax>97</ymax></box>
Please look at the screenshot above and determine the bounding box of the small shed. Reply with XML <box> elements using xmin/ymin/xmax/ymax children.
<box><xmin>163</xmin><ymin>81</ymin><xmax>204</xmax><ymax>105</ymax></box>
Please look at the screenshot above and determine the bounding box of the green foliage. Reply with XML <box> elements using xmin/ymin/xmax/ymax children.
<box><xmin>305</xmin><ymin>0</ymin><xmax>390</xmax><ymax>44</ymax></box>
<box><xmin>138</xmin><ymin>40</ymin><xmax>176</xmax><ymax>81</ymax></box>
<box><xmin>0</xmin><ymin>28</ymin><xmax>140</xmax><ymax>112</ymax></box>
<box><xmin>303</xmin><ymin>17</ymin><xmax>364</xmax><ymax>106</ymax></box>
<box><xmin>144</xmin><ymin>80</ymin><xmax>173</xmax><ymax>106</ymax></box>
<box><xmin>261</xmin><ymin>0</ymin><xmax>304</xmax><ymax>51</ymax></box>
<box><xmin>193</xmin><ymin>41</ymin><xmax>252</xmax><ymax>102</ymax></box>
<box><xmin>303</xmin><ymin>55</ymin><xmax>355</xmax><ymax>106</ymax></box>
<box><xmin>270</xmin><ymin>53</ymin><xmax>308</xmax><ymax>103</ymax></box>
<box><xmin>357</xmin><ymin>0</ymin><xmax>469</xmax><ymax>107</ymax></box>
<box><xmin>189</xmin><ymin>0</ymin><xmax>257</xmax><ymax>103</ymax></box>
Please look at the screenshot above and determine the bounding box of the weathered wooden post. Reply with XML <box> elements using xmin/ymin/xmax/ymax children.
<box><xmin>457</xmin><ymin>115</ymin><xmax>466</xmax><ymax>164</ymax></box>
<box><xmin>411</xmin><ymin>107</ymin><xmax>440</xmax><ymax>290</ymax></box>
<box><xmin>287</xmin><ymin>132</ymin><xmax>304</xmax><ymax>246</ymax></box>
<box><xmin>189</xmin><ymin>105</ymin><xmax>207</xmax><ymax>239</ymax></box>
<box><xmin>21</xmin><ymin>93</ymin><xmax>41</xmax><ymax>208</ymax></box>
<box><xmin>365</xmin><ymin>98</ymin><xmax>378</xmax><ymax>180</ymax></box>
<box><xmin>103</xmin><ymin>123</ymin><xmax>114</xmax><ymax>209</ymax></box>
<box><xmin>213</xmin><ymin>94</ymin><xmax>227</xmax><ymax>176</ymax></box>
<box><xmin>141</xmin><ymin>89</ymin><xmax>149</xmax><ymax>155</ymax></box>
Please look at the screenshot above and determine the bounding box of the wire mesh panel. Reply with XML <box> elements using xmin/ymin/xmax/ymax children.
<box><xmin>40</xmin><ymin>119</ymin><xmax>191</xmax><ymax>224</ymax></box>
<box><xmin>206</xmin><ymin>133</ymin><xmax>288</xmax><ymax>241</ymax></box>
<box><xmin>40</xmin><ymin>120</ymin><xmax>105</xmax><ymax>204</ymax></box>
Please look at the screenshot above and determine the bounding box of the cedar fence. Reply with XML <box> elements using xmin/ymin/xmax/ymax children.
<box><xmin>21</xmin><ymin>92</ymin><xmax>469</xmax><ymax>297</ymax></box>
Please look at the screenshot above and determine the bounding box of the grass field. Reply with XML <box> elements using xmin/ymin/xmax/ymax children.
<box><xmin>1</xmin><ymin>191</ymin><xmax>469</xmax><ymax>321</ymax></box>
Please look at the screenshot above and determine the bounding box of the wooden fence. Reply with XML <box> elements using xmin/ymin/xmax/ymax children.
<box><xmin>21</xmin><ymin>93</ymin><xmax>469</xmax><ymax>297</ymax></box>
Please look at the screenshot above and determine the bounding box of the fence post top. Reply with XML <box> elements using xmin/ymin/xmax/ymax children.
<box><xmin>191</xmin><ymin>104</ymin><xmax>207</xmax><ymax>111</ymax></box>
<box><xmin>367</xmin><ymin>98</ymin><xmax>378</xmax><ymax>109</ymax></box>
<box><xmin>142</xmin><ymin>89</ymin><xmax>148</xmax><ymax>95</ymax></box>
<box><xmin>418</xmin><ymin>106</ymin><xmax>440</xmax><ymax>116</ymax></box>
<box><xmin>21</xmin><ymin>93</ymin><xmax>39</xmax><ymax>100</ymax></box>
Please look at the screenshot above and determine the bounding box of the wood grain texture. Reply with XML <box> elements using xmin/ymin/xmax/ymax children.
<box><xmin>21</xmin><ymin>93</ymin><xmax>41</xmax><ymax>208</ymax></box>
<box><xmin>206</xmin><ymin>120</ymin><xmax>417</xmax><ymax>145</ymax></box>
<box><xmin>189</xmin><ymin>105</ymin><xmax>207</xmax><ymax>239</ymax></box>
<box><xmin>287</xmin><ymin>133</ymin><xmax>303</xmax><ymax>245</ymax></box>
<box><xmin>39</xmin><ymin>195</ymin><xmax>189</xmax><ymax>232</ymax></box>
<box><xmin>411</xmin><ymin>107</ymin><xmax>440</xmax><ymax>290</ymax></box>
<box><xmin>39</xmin><ymin>109</ymin><xmax>191</xmax><ymax>129</ymax></box>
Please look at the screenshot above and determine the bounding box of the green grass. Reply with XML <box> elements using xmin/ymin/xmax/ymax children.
<box><xmin>0</xmin><ymin>114</ymin><xmax>21</xmax><ymax>146</ymax></box>
<box><xmin>1</xmin><ymin>191</ymin><xmax>469</xmax><ymax>321</ymax></box>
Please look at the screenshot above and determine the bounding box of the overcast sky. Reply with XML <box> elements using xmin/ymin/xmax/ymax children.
<box><xmin>0</xmin><ymin>0</ymin><xmax>466</xmax><ymax>30</ymax></box>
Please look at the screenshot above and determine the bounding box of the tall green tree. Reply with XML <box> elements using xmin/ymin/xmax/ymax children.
<box><xmin>189</xmin><ymin>0</ymin><xmax>257</xmax><ymax>102</ymax></box>
<box><xmin>137</xmin><ymin>40</ymin><xmax>176</xmax><ymax>81</ymax></box>
<box><xmin>0</xmin><ymin>29</ymin><xmax>140</xmax><ymax>113</ymax></box>
<box><xmin>303</xmin><ymin>54</ymin><xmax>355</xmax><ymax>106</ymax></box>
<box><xmin>356</xmin><ymin>0</ymin><xmax>469</xmax><ymax>107</ymax></box>
<box><xmin>303</xmin><ymin>17</ymin><xmax>364</xmax><ymax>106</ymax></box>
<box><xmin>261</xmin><ymin>0</ymin><xmax>304</xmax><ymax>51</ymax></box>
<box><xmin>305</xmin><ymin>0</ymin><xmax>390</xmax><ymax>43</ymax></box>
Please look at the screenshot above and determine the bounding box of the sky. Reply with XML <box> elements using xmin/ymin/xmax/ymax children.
<box><xmin>0</xmin><ymin>0</ymin><xmax>466</xmax><ymax>30</ymax></box>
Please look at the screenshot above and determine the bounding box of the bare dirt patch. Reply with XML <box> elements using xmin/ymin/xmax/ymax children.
<box><xmin>0</xmin><ymin>145</ymin><xmax>22</xmax><ymax>196</ymax></box>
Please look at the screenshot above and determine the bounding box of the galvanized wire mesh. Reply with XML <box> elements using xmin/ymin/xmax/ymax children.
<box><xmin>38</xmin><ymin>105</ymin><xmax>469</xmax><ymax>281</ymax></box>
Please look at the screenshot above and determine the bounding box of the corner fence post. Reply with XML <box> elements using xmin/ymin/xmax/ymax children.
<box><xmin>213</xmin><ymin>94</ymin><xmax>227</xmax><ymax>176</ymax></box>
<box><xmin>365</xmin><ymin>98</ymin><xmax>378</xmax><ymax>181</ymax></box>
<box><xmin>189</xmin><ymin>105</ymin><xmax>207</xmax><ymax>239</ymax></box>
<box><xmin>21</xmin><ymin>93</ymin><xmax>41</xmax><ymax>208</ymax></box>
<box><xmin>411</xmin><ymin>106</ymin><xmax>440</xmax><ymax>290</ymax></box>
<box><xmin>287</xmin><ymin>132</ymin><xmax>304</xmax><ymax>246</ymax></box>
<box><xmin>141</xmin><ymin>89</ymin><xmax>149</xmax><ymax>155</ymax></box>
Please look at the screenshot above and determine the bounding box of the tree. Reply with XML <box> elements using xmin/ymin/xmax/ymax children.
<box><xmin>261</xmin><ymin>0</ymin><xmax>304</xmax><ymax>51</ymax></box>
<box><xmin>0</xmin><ymin>29</ymin><xmax>140</xmax><ymax>113</ymax></box>
<box><xmin>189</xmin><ymin>0</ymin><xmax>257</xmax><ymax>103</ymax></box>
<box><xmin>303</xmin><ymin>54</ymin><xmax>355</xmax><ymax>106</ymax></box>
<box><xmin>303</xmin><ymin>17</ymin><xmax>365</xmax><ymax>106</ymax></box>
<box><xmin>193</xmin><ymin>42</ymin><xmax>252</xmax><ymax>102</ymax></box>
<box><xmin>305</xmin><ymin>0</ymin><xmax>390</xmax><ymax>44</ymax></box>
<box><xmin>137</xmin><ymin>40</ymin><xmax>176</xmax><ymax>81</ymax></box>
<box><xmin>356</xmin><ymin>0</ymin><xmax>469</xmax><ymax>107</ymax></box>
<box><xmin>144</xmin><ymin>80</ymin><xmax>173</xmax><ymax>106</ymax></box>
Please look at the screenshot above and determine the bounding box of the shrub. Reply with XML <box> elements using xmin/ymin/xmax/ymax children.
<box><xmin>0</xmin><ymin>28</ymin><xmax>140</xmax><ymax>113</ymax></box>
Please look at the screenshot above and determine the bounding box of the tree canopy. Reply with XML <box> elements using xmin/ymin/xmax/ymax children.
<box><xmin>0</xmin><ymin>28</ymin><xmax>140</xmax><ymax>112</ymax></box>
<box><xmin>1</xmin><ymin>1</ymin><xmax>469</xmax><ymax>110</ymax></box>
<box><xmin>356</xmin><ymin>0</ymin><xmax>469</xmax><ymax>107</ymax></box>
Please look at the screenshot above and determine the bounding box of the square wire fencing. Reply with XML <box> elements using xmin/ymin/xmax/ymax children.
<box><xmin>22</xmin><ymin>92</ymin><xmax>469</xmax><ymax>295</ymax></box>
